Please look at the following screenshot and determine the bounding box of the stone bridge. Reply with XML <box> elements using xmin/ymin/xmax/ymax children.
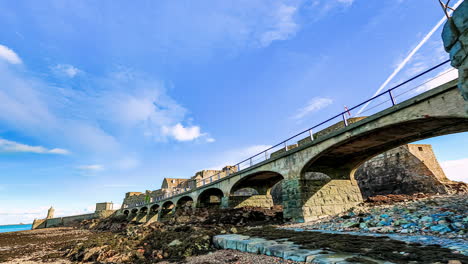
<box><xmin>120</xmin><ymin>79</ymin><xmax>468</xmax><ymax>223</ymax></box>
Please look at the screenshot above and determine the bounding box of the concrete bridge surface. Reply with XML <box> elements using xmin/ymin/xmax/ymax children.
<box><xmin>120</xmin><ymin>79</ymin><xmax>468</xmax><ymax>223</ymax></box>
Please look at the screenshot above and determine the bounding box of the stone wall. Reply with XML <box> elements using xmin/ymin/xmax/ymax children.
<box><xmin>32</xmin><ymin>203</ymin><xmax>116</xmax><ymax>229</ymax></box>
<box><xmin>31</xmin><ymin>219</ymin><xmax>46</xmax><ymax>229</ymax></box>
<box><xmin>442</xmin><ymin>1</ymin><xmax>468</xmax><ymax>106</ymax></box>
<box><xmin>300</xmin><ymin>179</ymin><xmax>363</xmax><ymax>222</ymax></box>
<box><xmin>355</xmin><ymin>144</ymin><xmax>455</xmax><ymax>198</ymax></box>
<box><xmin>229</xmin><ymin>195</ymin><xmax>274</xmax><ymax>208</ymax></box>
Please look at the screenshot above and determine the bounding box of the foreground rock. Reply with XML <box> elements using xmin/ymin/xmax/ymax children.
<box><xmin>293</xmin><ymin>195</ymin><xmax>468</xmax><ymax>239</ymax></box>
<box><xmin>239</xmin><ymin>227</ymin><xmax>468</xmax><ymax>263</ymax></box>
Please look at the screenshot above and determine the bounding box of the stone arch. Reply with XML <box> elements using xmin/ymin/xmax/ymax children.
<box><xmin>139</xmin><ymin>206</ymin><xmax>148</xmax><ymax>215</ymax></box>
<box><xmin>123</xmin><ymin>210</ymin><xmax>129</xmax><ymax>216</ymax></box>
<box><xmin>230</xmin><ymin>171</ymin><xmax>284</xmax><ymax>195</ymax></box>
<box><xmin>160</xmin><ymin>201</ymin><xmax>175</xmax><ymax>220</ymax></box>
<box><xmin>196</xmin><ymin>188</ymin><xmax>224</xmax><ymax>208</ymax></box>
<box><xmin>176</xmin><ymin>196</ymin><xmax>194</xmax><ymax>210</ymax></box>
<box><xmin>301</xmin><ymin>117</ymin><xmax>468</xmax><ymax>182</ymax></box>
<box><xmin>297</xmin><ymin>116</ymin><xmax>468</xmax><ymax>222</ymax></box>
<box><xmin>228</xmin><ymin>171</ymin><xmax>284</xmax><ymax>209</ymax></box>
<box><xmin>150</xmin><ymin>204</ymin><xmax>160</xmax><ymax>213</ymax></box>
<box><xmin>131</xmin><ymin>208</ymin><xmax>138</xmax><ymax>215</ymax></box>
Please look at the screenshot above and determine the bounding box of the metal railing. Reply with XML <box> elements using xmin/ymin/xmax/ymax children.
<box><xmin>124</xmin><ymin>60</ymin><xmax>453</xmax><ymax>209</ymax></box>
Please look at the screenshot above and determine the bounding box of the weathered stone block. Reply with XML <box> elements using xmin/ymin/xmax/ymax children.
<box><xmin>264</xmin><ymin>244</ymin><xmax>298</xmax><ymax>258</ymax></box>
<box><xmin>442</xmin><ymin>18</ymin><xmax>460</xmax><ymax>52</ymax></box>
<box><xmin>450</xmin><ymin>41</ymin><xmax>468</xmax><ymax>68</ymax></box>
<box><xmin>283</xmin><ymin>249</ymin><xmax>322</xmax><ymax>262</ymax></box>
<box><xmin>453</xmin><ymin>0</ymin><xmax>468</xmax><ymax>34</ymax></box>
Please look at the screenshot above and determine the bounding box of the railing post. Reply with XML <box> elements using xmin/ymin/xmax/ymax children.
<box><xmin>342</xmin><ymin>113</ymin><xmax>348</xmax><ymax>127</ymax></box>
<box><xmin>265</xmin><ymin>150</ymin><xmax>268</xmax><ymax>160</ymax></box>
<box><xmin>388</xmin><ymin>90</ymin><xmax>396</xmax><ymax>106</ymax></box>
<box><xmin>249</xmin><ymin>157</ymin><xmax>253</xmax><ymax>166</ymax></box>
<box><xmin>237</xmin><ymin>164</ymin><xmax>240</xmax><ymax>171</ymax></box>
<box><xmin>284</xmin><ymin>141</ymin><xmax>288</xmax><ymax>151</ymax></box>
<box><xmin>309</xmin><ymin>129</ymin><xmax>314</xmax><ymax>141</ymax></box>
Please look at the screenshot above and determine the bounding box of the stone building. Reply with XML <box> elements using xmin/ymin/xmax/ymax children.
<box><xmin>121</xmin><ymin>166</ymin><xmax>238</xmax><ymax>208</ymax></box>
<box><xmin>355</xmin><ymin>144</ymin><xmax>466</xmax><ymax>198</ymax></box>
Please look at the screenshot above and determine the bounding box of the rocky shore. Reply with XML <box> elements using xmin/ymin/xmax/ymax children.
<box><xmin>0</xmin><ymin>195</ymin><xmax>467</xmax><ymax>263</ymax></box>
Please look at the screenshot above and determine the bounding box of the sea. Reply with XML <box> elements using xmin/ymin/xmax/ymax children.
<box><xmin>0</xmin><ymin>224</ymin><xmax>32</xmax><ymax>233</ymax></box>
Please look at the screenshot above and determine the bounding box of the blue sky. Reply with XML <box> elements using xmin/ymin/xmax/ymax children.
<box><xmin>0</xmin><ymin>0</ymin><xmax>467</xmax><ymax>225</ymax></box>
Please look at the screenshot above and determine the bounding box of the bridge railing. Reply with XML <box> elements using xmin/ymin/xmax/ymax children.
<box><xmin>125</xmin><ymin>60</ymin><xmax>456</xmax><ymax>209</ymax></box>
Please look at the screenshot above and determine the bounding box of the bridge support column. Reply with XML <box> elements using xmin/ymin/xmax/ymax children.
<box><xmin>221</xmin><ymin>197</ymin><xmax>229</xmax><ymax>209</ymax></box>
<box><xmin>281</xmin><ymin>179</ymin><xmax>305</xmax><ymax>222</ymax></box>
<box><xmin>300</xmin><ymin>178</ymin><xmax>362</xmax><ymax>222</ymax></box>
<box><xmin>282</xmin><ymin>170</ymin><xmax>363</xmax><ymax>223</ymax></box>
<box><xmin>228</xmin><ymin>195</ymin><xmax>274</xmax><ymax>208</ymax></box>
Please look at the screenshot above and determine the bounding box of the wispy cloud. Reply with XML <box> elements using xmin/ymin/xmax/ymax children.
<box><xmin>441</xmin><ymin>158</ymin><xmax>468</xmax><ymax>183</ymax></box>
<box><xmin>52</xmin><ymin>64</ymin><xmax>81</xmax><ymax>77</ymax></box>
<box><xmin>0</xmin><ymin>138</ymin><xmax>69</xmax><ymax>155</ymax></box>
<box><xmin>0</xmin><ymin>44</ymin><xmax>22</xmax><ymax>64</ymax></box>
<box><xmin>77</xmin><ymin>164</ymin><xmax>104</xmax><ymax>171</ymax></box>
<box><xmin>293</xmin><ymin>97</ymin><xmax>333</xmax><ymax>120</ymax></box>
<box><xmin>260</xmin><ymin>4</ymin><xmax>299</xmax><ymax>47</ymax></box>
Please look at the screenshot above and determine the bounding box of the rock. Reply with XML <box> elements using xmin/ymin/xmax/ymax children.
<box><xmin>430</xmin><ymin>224</ymin><xmax>452</xmax><ymax>233</ymax></box>
<box><xmin>168</xmin><ymin>239</ymin><xmax>182</xmax><ymax>247</ymax></box>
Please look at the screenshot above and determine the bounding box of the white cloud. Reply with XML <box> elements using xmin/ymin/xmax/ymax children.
<box><xmin>0</xmin><ymin>138</ymin><xmax>69</xmax><ymax>155</ymax></box>
<box><xmin>337</xmin><ymin>0</ymin><xmax>354</xmax><ymax>5</ymax></box>
<box><xmin>293</xmin><ymin>97</ymin><xmax>333</xmax><ymax>120</ymax></box>
<box><xmin>260</xmin><ymin>4</ymin><xmax>299</xmax><ymax>47</ymax></box>
<box><xmin>53</xmin><ymin>64</ymin><xmax>80</xmax><ymax>77</ymax></box>
<box><xmin>162</xmin><ymin>123</ymin><xmax>203</xmax><ymax>141</ymax></box>
<box><xmin>0</xmin><ymin>44</ymin><xmax>22</xmax><ymax>64</ymax></box>
<box><xmin>206</xmin><ymin>137</ymin><xmax>216</xmax><ymax>143</ymax></box>
<box><xmin>441</xmin><ymin>158</ymin><xmax>468</xmax><ymax>183</ymax></box>
<box><xmin>77</xmin><ymin>164</ymin><xmax>104</xmax><ymax>171</ymax></box>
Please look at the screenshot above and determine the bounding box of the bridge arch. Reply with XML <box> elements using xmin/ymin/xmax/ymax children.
<box><xmin>129</xmin><ymin>208</ymin><xmax>139</xmax><ymax>221</ymax></box>
<box><xmin>139</xmin><ymin>206</ymin><xmax>148</xmax><ymax>215</ymax></box>
<box><xmin>297</xmin><ymin>93</ymin><xmax>468</xmax><ymax>222</ymax></box>
<box><xmin>160</xmin><ymin>201</ymin><xmax>175</xmax><ymax>220</ymax></box>
<box><xmin>150</xmin><ymin>204</ymin><xmax>160</xmax><ymax>213</ymax></box>
<box><xmin>196</xmin><ymin>188</ymin><xmax>224</xmax><ymax>208</ymax></box>
<box><xmin>123</xmin><ymin>210</ymin><xmax>129</xmax><ymax>216</ymax></box>
<box><xmin>176</xmin><ymin>196</ymin><xmax>194</xmax><ymax>211</ymax></box>
<box><xmin>228</xmin><ymin>171</ymin><xmax>284</xmax><ymax>209</ymax></box>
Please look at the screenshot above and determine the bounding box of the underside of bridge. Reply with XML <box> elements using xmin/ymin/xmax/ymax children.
<box><xmin>197</xmin><ymin>188</ymin><xmax>224</xmax><ymax>208</ymax></box>
<box><xmin>296</xmin><ymin>116</ymin><xmax>468</xmax><ymax>222</ymax></box>
<box><xmin>176</xmin><ymin>196</ymin><xmax>194</xmax><ymax>211</ymax></box>
<box><xmin>160</xmin><ymin>201</ymin><xmax>175</xmax><ymax>221</ymax></box>
<box><xmin>228</xmin><ymin>171</ymin><xmax>283</xmax><ymax>209</ymax></box>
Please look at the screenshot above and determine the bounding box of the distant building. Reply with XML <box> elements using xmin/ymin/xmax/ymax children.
<box><xmin>121</xmin><ymin>166</ymin><xmax>238</xmax><ymax>208</ymax></box>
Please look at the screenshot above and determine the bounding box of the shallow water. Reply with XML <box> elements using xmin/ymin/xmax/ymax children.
<box><xmin>0</xmin><ymin>224</ymin><xmax>32</xmax><ymax>233</ymax></box>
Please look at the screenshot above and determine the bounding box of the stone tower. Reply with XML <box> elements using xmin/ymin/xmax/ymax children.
<box><xmin>46</xmin><ymin>206</ymin><xmax>55</xmax><ymax>219</ymax></box>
